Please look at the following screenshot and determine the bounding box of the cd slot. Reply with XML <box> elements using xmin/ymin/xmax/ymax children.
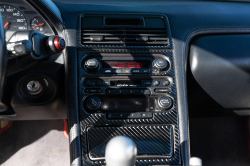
<box><xmin>83</xmin><ymin>95</ymin><xmax>156</xmax><ymax>114</ymax></box>
<box><xmin>110</xmin><ymin>80</ymin><xmax>141</xmax><ymax>87</ymax></box>
<box><xmin>102</xmin><ymin>97</ymin><xmax>150</xmax><ymax>112</ymax></box>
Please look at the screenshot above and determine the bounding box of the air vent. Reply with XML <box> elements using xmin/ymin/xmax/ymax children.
<box><xmin>126</xmin><ymin>29</ymin><xmax>169</xmax><ymax>46</ymax></box>
<box><xmin>82</xmin><ymin>29</ymin><xmax>124</xmax><ymax>45</ymax></box>
<box><xmin>82</xmin><ymin>29</ymin><xmax>169</xmax><ymax>46</ymax></box>
<box><xmin>81</xmin><ymin>15</ymin><xmax>171</xmax><ymax>47</ymax></box>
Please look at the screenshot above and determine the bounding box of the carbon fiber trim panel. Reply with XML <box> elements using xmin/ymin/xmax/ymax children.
<box><xmin>78</xmin><ymin>50</ymin><xmax>180</xmax><ymax>165</ymax></box>
<box><xmin>87</xmin><ymin>125</ymin><xmax>174</xmax><ymax>160</ymax></box>
<box><xmin>77</xmin><ymin>12</ymin><xmax>179</xmax><ymax>166</ymax></box>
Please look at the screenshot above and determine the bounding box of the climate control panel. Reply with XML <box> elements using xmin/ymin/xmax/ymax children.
<box><xmin>81</xmin><ymin>54</ymin><xmax>171</xmax><ymax>76</ymax></box>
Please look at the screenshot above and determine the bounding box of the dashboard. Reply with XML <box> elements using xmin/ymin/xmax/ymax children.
<box><xmin>0</xmin><ymin>0</ymin><xmax>54</xmax><ymax>41</ymax></box>
<box><xmin>1</xmin><ymin>0</ymin><xmax>250</xmax><ymax>166</ymax></box>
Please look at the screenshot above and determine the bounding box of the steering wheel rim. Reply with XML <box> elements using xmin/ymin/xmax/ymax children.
<box><xmin>0</xmin><ymin>12</ymin><xmax>7</xmax><ymax>101</ymax></box>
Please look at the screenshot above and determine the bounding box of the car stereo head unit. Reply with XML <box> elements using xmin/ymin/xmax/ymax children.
<box><xmin>81</xmin><ymin>76</ymin><xmax>174</xmax><ymax>116</ymax></box>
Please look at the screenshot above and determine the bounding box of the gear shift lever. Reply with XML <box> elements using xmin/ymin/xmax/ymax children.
<box><xmin>105</xmin><ymin>136</ymin><xmax>137</xmax><ymax>166</ymax></box>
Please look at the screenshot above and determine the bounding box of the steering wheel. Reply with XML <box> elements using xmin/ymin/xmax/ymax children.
<box><xmin>0</xmin><ymin>12</ymin><xmax>7</xmax><ymax>101</ymax></box>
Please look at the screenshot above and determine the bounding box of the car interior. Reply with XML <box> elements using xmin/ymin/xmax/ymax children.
<box><xmin>0</xmin><ymin>0</ymin><xmax>250</xmax><ymax>166</ymax></box>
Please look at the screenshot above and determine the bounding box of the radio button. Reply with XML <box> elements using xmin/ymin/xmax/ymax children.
<box><xmin>131</xmin><ymin>69</ymin><xmax>141</xmax><ymax>74</ymax></box>
<box><xmin>139</xmin><ymin>89</ymin><xmax>151</xmax><ymax>95</ymax></box>
<box><xmin>141</xmin><ymin>68</ymin><xmax>150</xmax><ymax>74</ymax></box>
<box><xmin>128</xmin><ymin>113</ymin><xmax>142</xmax><ymax>119</ymax></box>
<box><xmin>142</xmin><ymin>112</ymin><xmax>153</xmax><ymax>119</ymax></box>
<box><xmin>107</xmin><ymin>113</ymin><xmax>130</xmax><ymax>119</ymax></box>
<box><xmin>142</xmin><ymin>80</ymin><xmax>152</xmax><ymax>86</ymax></box>
<box><xmin>129</xmin><ymin>89</ymin><xmax>140</xmax><ymax>94</ymax></box>
<box><xmin>118</xmin><ymin>89</ymin><xmax>129</xmax><ymax>94</ymax></box>
<box><xmin>85</xmin><ymin>88</ymin><xmax>102</xmax><ymax>93</ymax></box>
<box><xmin>122</xmin><ymin>68</ymin><xmax>131</xmax><ymax>74</ymax></box>
<box><xmin>154</xmin><ymin>88</ymin><xmax>171</xmax><ymax>93</ymax></box>
<box><xmin>107</xmin><ymin>89</ymin><xmax>118</xmax><ymax>95</ymax></box>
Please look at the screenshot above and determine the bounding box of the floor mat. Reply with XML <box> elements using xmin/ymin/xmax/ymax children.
<box><xmin>0</xmin><ymin>120</ymin><xmax>70</xmax><ymax>166</ymax></box>
<box><xmin>190</xmin><ymin>116</ymin><xmax>250</xmax><ymax>166</ymax></box>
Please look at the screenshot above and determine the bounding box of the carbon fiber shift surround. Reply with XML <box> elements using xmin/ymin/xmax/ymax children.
<box><xmin>87</xmin><ymin>125</ymin><xmax>174</xmax><ymax>160</ymax></box>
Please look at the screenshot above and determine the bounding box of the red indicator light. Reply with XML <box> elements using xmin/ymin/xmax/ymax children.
<box><xmin>118</xmin><ymin>64</ymin><xmax>125</xmax><ymax>68</ymax></box>
<box><xmin>104</xmin><ymin>61</ymin><xmax>149</xmax><ymax>69</ymax></box>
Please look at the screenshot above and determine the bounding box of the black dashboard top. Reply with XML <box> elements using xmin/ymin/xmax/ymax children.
<box><xmin>53</xmin><ymin>0</ymin><xmax>250</xmax><ymax>40</ymax></box>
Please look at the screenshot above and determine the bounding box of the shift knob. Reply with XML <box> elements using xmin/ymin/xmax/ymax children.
<box><xmin>189</xmin><ymin>157</ymin><xmax>202</xmax><ymax>166</ymax></box>
<box><xmin>105</xmin><ymin>136</ymin><xmax>137</xmax><ymax>166</ymax></box>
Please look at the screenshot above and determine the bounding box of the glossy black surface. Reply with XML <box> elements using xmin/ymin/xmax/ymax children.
<box><xmin>87</xmin><ymin>125</ymin><xmax>174</xmax><ymax>160</ymax></box>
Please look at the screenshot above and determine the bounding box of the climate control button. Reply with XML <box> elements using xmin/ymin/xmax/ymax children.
<box><xmin>84</xmin><ymin>58</ymin><xmax>99</xmax><ymax>73</ymax></box>
<box><xmin>153</xmin><ymin>58</ymin><xmax>169</xmax><ymax>71</ymax></box>
<box><xmin>153</xmin><ymin>80</ymin><xmax>160</xmax><ymax>86</ymax></box>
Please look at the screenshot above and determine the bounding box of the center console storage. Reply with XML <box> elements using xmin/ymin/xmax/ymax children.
<box><xmin>78</xmin><ymin>13</ymin><xmax>180</xmax><ymax>166</ymax></box>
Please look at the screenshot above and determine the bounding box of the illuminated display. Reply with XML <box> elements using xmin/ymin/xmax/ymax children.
<box><xmin>102</xmin><ymin>61</ymin><xmax>150</xmax><ymax>69</ymax></box>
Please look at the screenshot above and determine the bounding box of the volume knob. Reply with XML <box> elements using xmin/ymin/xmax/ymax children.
<box><xmin>157</xmin><ymin>96</ymin><xmax>173</xmax><ymax>110</ymax></box>
<box><xmin>85</xmin><ymin>58</ymin><xmax>99</xmax><ymax>72</ymax></box>
<box><xmin>86</xmin><ymin>96</ymin><xmax>101</xmax><ymax>110</ymax></box>
<box><xmin>153</xmin><ymin>58</ymin><xmax>169</xmax><ymax>71</ymax></box>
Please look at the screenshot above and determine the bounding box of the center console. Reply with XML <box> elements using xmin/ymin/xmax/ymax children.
<box><xmin>77</xmin><ymin>13</ymin><xmax>181</xmax><ymax>165</ymax></box>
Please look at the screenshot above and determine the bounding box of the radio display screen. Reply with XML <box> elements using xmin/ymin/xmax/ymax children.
<box><xmin>102</xmin><ymin>60</ymin><xmax>150</xmax><ymax>69</ymax></box>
